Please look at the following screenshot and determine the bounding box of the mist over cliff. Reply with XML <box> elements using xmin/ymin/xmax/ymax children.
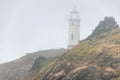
<box><xmin>23</xmin><ymin>17</ymin><xmax>120</xmax><ymax>80</ymax></box>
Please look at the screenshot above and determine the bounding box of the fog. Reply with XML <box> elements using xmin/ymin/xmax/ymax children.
<box><xmin>0</xmin><ymin>0</ymin><xmax>120</xmax><ymax>63</ymax></box>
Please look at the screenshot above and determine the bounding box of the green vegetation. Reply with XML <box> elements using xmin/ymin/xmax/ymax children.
<box><xmin>90</xmin><ymin>16</ymin><xmax>119</xmax><ymax>38</ymax></box>
<box><xmin>31</xmin><ymin>56</ymin><xmax>47</xmax><ymax>71</ymax></box>
<box><xmin>24</xmin><ymin>17</ymin><xmax>120</xmax><ymax>80</ymax></box>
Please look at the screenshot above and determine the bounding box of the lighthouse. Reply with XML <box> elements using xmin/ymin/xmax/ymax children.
<box><xmin>68</xmin><ymin>8</ymin><xmax>80</xmax><ymax>49</ymax></box>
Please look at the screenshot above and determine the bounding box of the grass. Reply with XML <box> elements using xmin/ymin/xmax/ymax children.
<box><xmin>25</xmin><ymin>28</ymin><xmax>120</xmax><ymax>80</ymax></box>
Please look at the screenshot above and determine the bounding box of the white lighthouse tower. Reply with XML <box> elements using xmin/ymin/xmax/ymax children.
<box><xmin>68</xmin><ymin>8</ymin><xmax>80</xmax><ymax>49</ymax></box>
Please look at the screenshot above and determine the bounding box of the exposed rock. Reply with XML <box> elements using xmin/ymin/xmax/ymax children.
<box><xmin>23</xmin><ymin>17</ymin><xmax>120</xmax><ymax>80</ymax></box>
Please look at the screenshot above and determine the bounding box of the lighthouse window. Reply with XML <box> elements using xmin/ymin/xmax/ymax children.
<box><xmin>71</xmin><ymin>34</ymin><xmax>73</xmax><ymax>40</ymax></box>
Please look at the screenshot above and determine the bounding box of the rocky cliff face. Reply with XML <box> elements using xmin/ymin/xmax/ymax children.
<box><xmin>0</xmin><ymin>49</ymin><xmax>66</xmax><ymax>80</ymax></box>
<box><xmin>24</xmin><ymin>17</ymin><xmax>120</xmax><ymax>80</ymax></box>
<box><xmin>41</xmin><ymin>47</ymin><xmax>120</xmax><ymax>80</ymax></box>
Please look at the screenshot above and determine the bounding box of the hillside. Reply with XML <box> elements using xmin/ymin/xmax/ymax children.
<box><xmin>0</xmin><ymin>49</ymin><xmax>66</xmax><ymax>80</ymax></box>
<box><xmin>24</xmin><ymin>17</ymin><xmax>120</xmax><ymax>80</ymax></box>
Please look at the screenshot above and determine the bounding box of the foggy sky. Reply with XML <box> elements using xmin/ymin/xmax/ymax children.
<box><xmin>0</xmin><ymin>0</ymin><xmax>120</xmax><ymax>63</ymax></box>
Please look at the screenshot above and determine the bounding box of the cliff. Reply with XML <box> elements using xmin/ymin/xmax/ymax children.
<box><xmin>24</xmin><ymin>17</ymin><xmax>120</xmax><ymax>80</ymax></box>
<box><xmin>0</xmin><ymin>49</ymin><xmax>66</xmax><ymax>80</ymax></box>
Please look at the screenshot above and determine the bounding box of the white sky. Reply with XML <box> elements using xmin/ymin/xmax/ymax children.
<box><xmin>0</xmin><ymin>0</ymin><xmax>120</xmax><ymax>63</ymax></box>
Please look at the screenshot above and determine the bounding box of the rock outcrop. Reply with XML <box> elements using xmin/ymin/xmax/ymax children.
<box><xmin>24</xmin><ymin>17</ymin><xmax>120</xmax><ymax>80</ymax></box>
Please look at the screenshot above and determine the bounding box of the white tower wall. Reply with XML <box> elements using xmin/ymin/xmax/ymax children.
<box><xmin>68</xmin><ymin>8</ymin><xmax>80</xmax><ymax>49</ymax></box>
